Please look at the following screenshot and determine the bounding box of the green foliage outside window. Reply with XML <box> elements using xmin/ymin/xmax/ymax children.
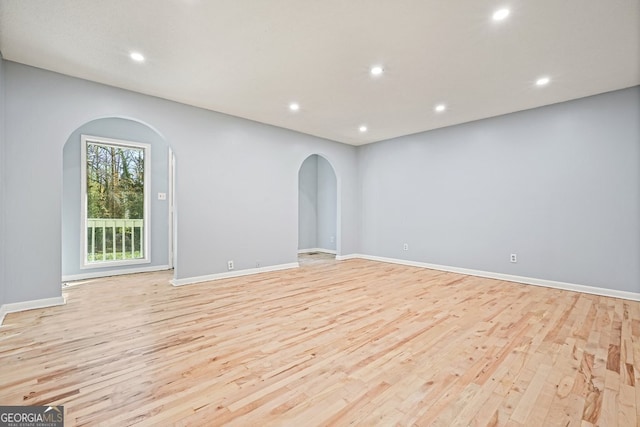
<box><xmin>86</xmin><ymin>142</ymin><xmax>146</xmax><ymax>262</ymax></box>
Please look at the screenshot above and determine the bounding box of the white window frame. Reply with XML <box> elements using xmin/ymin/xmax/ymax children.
<box><xmin>80</xmin><ymin>134</ymin><xmax>151</xmax><ymax>269</ymax></box>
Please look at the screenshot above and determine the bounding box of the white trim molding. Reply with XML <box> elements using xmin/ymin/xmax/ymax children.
<box><xmin>62</xmin><ymin>264</ymin><xmax>171</xmax><ymax>283</ymax></box>
<box><xmin>0</xmin><ymin>296</ymin><xmax>66</xmax><ymax>326</ymax></box>
<box><xmin>335</xmin><ymin>254</ymin><xmax>361</xmax><ymax>261</ymax></box>
<box><xmin>171</xmin><ymin>262</ymin><xmax>299</xmax><ymax>287</ymax></box>
<box><xmin>297</xmin><ymin>248</ymin><xmax>337</xmax><ymax>255</ymax></box>
<box><xmin>336</xmin><ymin>254</ymin><xmax>640</xmax><ymax>302</ymax></box>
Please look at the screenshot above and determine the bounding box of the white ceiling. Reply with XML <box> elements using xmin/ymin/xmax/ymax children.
<box><xmin>0</xmin><ymin>0</ymin><xmax>638</xmax><ymax>146</ymax></box>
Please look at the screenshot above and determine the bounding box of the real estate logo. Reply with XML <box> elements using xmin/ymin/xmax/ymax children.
<box><xmin>0</xmin><ymin>405</ymin><xmax>63</xmax><ymax>427</ymax></box>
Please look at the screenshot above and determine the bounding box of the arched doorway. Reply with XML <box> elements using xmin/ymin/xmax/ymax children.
<box><xmin>62</xmin><ymin>117</ymin><xmax>175</xmax><ymax>281</ymax></box>
<box><xmin>298</xmin><ymin>154</ymin><xmax>338</xmax><ymax>262</ymax></box>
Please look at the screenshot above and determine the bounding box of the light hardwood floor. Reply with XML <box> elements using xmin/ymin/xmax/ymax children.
<box><xmin>1</xmin><ymin>256</ymin><xmax>638</xmax><ymax>426</ymax></box>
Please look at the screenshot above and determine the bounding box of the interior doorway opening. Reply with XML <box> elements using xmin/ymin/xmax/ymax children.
<box><xmin>298</xmin><ymin>154</ymin><xmax>337</xmax><ymax>263</ymax></box>
<box><xmin>62</xmin><ymin>117</ymin><xmax>176</xmax><ymax>282</ymax></box>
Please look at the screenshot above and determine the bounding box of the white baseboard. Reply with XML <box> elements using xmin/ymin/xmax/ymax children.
<box><xmin>62</xmin><ymin>264</ymin><xmax>171</xmax><ymax>283</ymax></box>
<box><xmin>171</xmin><ymin>262</ymin><xmax>300</xmax><ymax>287</ymax></box>
<box><xmin>335</xmin><ymin>254</ymin><xmax>361</xmax><ymax>261</ymax></box>
<box><xmin>298</xmin><ymin>248</ymin><xmax>337</xmax><ymax>255</ymax></box>
<box><xmin>337</xmin><ymin>254</ymin><xmax>640</xmax><ymax>302</ymax></box>
<box><xmin>0</xmin><ymin>296</ymin><xmax>66</xmax><ymax>326</ymax></box>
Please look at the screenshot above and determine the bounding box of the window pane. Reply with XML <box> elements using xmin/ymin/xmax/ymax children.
<box><xmin>85</xmin><ymin>142</ymin><xmax>146</xmax><ymax>263</ymax></box>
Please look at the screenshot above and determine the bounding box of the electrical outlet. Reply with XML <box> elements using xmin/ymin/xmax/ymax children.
<box><xmin>227</xmin><ymin>260</ymin><xmax>234</xmax><ymax>270</ymax></box>
<box><xmin>510</xmin><ymin>254</ymin><xmax>517</xmax><ymax>263</ymax></box>
<box><xmin>330</xmin><ymin>236</ymin><xmax>335</xmax><ymax>243</ymax></box>
<box><xmin>403</xmin><ymin>243</ymin><xmax>409</xmax><ymax>251</ymax></box>
<box><xmin>157</xmin><ymin>192</ymin><xmax>167</xmax><ymax>200</ymax></box>
<box><xmin>256</xmin><ymin>261</ymin><xmax>261</xmax><ymax>268</ymax></box>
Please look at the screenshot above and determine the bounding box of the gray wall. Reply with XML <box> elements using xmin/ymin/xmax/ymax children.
<box><xmin>359</xmin><ymin>87</ymin><xmax>640</xmax><ymax>293</ymax></box>
<box><xmin>2</xmin><ymin>60</ymin><xmax>359</xmax><ymax>304</ymax></box>
<box><xmin>62</xmin><ymin>118</ymin><xmax>170</xmax><ymax>278</ymax></box>
<box><xmin>298</xmin><ymin>154</ymin><xmax>337</xmax><ymax>251</ymax></box>
<box><xmin>316</xmin><ymin>156</ymin><xmax>337</xmax><ymax>251</ymax></box>
<box><xmin>0</xmin><ymin>55</ymin><xmax>5</xmax><ymax>307</ymax></box>
<box><xmin>1</xmin><ymin>57</ymin><xmax>637</xmax><ymax>306</ymax></box>
<box><xmin>298</xmin><ymin>155</ymin><xmax>318</xmax><ymax>250</ymax></box>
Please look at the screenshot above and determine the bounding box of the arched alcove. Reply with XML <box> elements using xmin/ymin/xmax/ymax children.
<box><xmin>62</xmin><ymin>117</ymin><xmax>175</xmax><ymax>281</ymax></box>
<box><xmin>298</xmin><ymin>154</ymin><xmax>338</xmax><ymax>257</ymax></box>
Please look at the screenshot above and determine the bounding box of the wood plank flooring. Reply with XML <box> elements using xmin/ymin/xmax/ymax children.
<box><xmin>1</xmin><ymin>256</ymin><xmax>639</xmax><ymax>426</ymax></box>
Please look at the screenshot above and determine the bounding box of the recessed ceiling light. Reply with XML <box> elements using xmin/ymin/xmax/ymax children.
<box><xmin>536</xmin><ymin>76</ymin><xmax>550</xmax><ymax>86</ymax></box>
<box><xmin>492</xmin><ymin>8</ymin><xmax>510</xmax><ymax>21</ymax></box>
<box><xmin>289</xmin><ymin>102</ymin><xmax>300</xmax><ymax>112</ymax></box>
<box><xmin>130</xmin><ymin>52</ymin><xmax>145</xmax><ymax>62</ymax></box>
<box><xmin>359</xmin><ymin>125</ymin><xmax>368</xmax><ymax>133</ymax></box>
<box><xmin>435</xmin><ymin>104</ymin><xmax>446</xmax><ymax>113</ymax></box>
<box><xmin>370</xmin><ymin>66</ymin><xmax>384</xmax><ymax>76</ymax></box>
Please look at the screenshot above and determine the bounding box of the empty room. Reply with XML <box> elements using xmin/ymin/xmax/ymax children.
<box><xmin>0</xmin><ymin>1</ymin><xmax>639</xmax><ymax>426</ymax></box>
